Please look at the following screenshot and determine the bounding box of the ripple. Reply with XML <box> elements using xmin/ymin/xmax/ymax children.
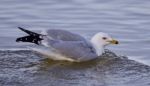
<box><xmin>0</xmin><ymin>50</ymin><xmax>149</xmax><ymax>86</ymax></box>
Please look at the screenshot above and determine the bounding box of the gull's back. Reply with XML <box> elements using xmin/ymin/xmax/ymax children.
<box><xmin>46</xmin><ymin>29</ymin><xmax>86</xmax><ymax>41</ymax></box>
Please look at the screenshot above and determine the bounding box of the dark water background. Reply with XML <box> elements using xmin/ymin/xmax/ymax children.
<box><xmin>0</xmin><ymin>0</ymin><xmax>150</xmax><ymax>86</ymax></box>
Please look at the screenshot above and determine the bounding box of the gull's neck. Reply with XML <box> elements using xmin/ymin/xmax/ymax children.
<box><xmin>90</xmin><ymin>35</ymin><xmax>105</xmax><ymax>56</ymax></box>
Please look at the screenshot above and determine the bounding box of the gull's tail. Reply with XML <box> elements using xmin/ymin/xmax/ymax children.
<box><xmin>16</xmin><ymin>27</ymin><xmax>46</xmax><ymax>45</ymax></box>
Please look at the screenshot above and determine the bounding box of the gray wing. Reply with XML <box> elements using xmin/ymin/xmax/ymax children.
<box><xmin>51</xmin><ymin>41</ymin><xmax>97</xmax><ymax>61</ymax></box>
<box><xmin>46</xmin><ymin>29</ymin><xmax>86</xmax><ymax>41</ymax></box>
<box><xmin>41</xmin><ymin>29</ymin><xmax>97</xmax><ymax>61</ymax></box>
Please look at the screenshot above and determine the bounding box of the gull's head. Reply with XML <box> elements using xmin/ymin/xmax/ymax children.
<box><xmin>91</xmin><ymin>32</ymin><xmax>119</xmax><ymax>46</ymax></box>
<box><xmin>92</xmin><ymin>32</ymin><xmax>119</xmax><ymax>46</ymax></box>
<box><xmin>91</xmin><ymin>32</ymin><xmax>119</xmax><ymax>56</ymax></box>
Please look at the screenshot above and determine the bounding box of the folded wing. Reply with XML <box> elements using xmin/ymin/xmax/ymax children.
<box><xmin>51</xmin><ymin>41</ymin><xmax>97</xmax><ymax>61</ymax></box>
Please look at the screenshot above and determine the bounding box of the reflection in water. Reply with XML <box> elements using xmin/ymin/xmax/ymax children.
<box><xmin>37</xmin><ymin>49</ymin><xmax>118</xmax><ymax>70</ymax></box>
<box><xmin>34</xmin><ymin>50</ymin><xmax>150</xmax><ymax>86</ymax></box>
<box><xmin>40</xmin><ymin>58</ymin><xmax>100</xmax><ymax>70</ymax></box>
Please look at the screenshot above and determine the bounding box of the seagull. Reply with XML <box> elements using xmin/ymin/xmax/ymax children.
<box><xmin>16</xmin><ymin>27</ymin><xmax>119</xmax><ymax>62</ymax></box>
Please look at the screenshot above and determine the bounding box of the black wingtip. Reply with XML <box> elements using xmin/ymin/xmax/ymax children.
<box><xmin>16</xmin><ymin>38</ymin><xmax>19</xmax><ymax>42</ymax></box>
<box><xmin>18</xmin><ymin>27</ymin><xmax>28</xmax><ymax>33</ymax></box>
<box><xmin>18</xmin><ymin>27</ymin><xmax>21</xmax><ymax>29</ymax></box>
<box><xmin>17</xmin><ymin>27</ymin><xmax>46</xmax><ymax>36</ymax></box>
<box><xmin>18</xmin><ymin>27</ymin><xmax>24</xmax><ymax>30</ymax></box>
<box><xmin>16</xmin><ymin>27</ymin><xmax>45</xmax><ymax>45</ymax></box>
<box><xmin>16</xmin><ymin>37</ymin><xmax>23</xmax><ymax>42</ymax></box>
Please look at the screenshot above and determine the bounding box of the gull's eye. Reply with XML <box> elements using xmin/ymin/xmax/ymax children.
<box><xmin>102</xmin><ymin>37</ymin><xmax>107</xmax><ymax>40</ymax></box>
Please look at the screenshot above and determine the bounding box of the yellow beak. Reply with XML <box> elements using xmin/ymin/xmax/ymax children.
<box><xmin>109</xmin><ymin>39</ymin><xmax>119</xmax><ymax>44</ymax></box>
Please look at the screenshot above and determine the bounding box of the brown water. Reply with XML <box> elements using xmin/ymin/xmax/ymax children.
<box><xmin>0</xmin><ymin>0</ymin><xmax>150</xmax><ymax>86</ymax></box>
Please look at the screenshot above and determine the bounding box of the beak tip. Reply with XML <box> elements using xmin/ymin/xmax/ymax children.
<box><xmin>110</xmin><ymin>40</ymin><xmax>119</xmax><ymax>45</ymax></box>
<box><xmin>115</xmin><ymin>41</ymin><xmax>119</xmax><ymax>44</ymax></box>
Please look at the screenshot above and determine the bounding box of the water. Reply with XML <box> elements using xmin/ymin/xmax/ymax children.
<box><xmin>0</xmin><ymin>0</ymin><xmax>150</xmax><ymax>86</ymax></box>
<box><xmin>0</xmin><ymin>50</ymin><xmax>150</xmax><ymax>86</ymax></box>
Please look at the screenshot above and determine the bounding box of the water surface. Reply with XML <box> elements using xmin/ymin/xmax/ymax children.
<box><xmin>0</xmin><ymin>0</ymin><xmax>150</xmax><ymax>86</ymax></box>
<box><xmin>0</xmin><ymin>0</ymin><xmax>150</xmax><ymax>65</ymax></box>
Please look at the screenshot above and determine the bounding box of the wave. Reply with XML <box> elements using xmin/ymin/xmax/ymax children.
<box><xmin>0</xmin><ymin>49</ymin><xmax>149</xmax><ymax>86</ymax></box>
